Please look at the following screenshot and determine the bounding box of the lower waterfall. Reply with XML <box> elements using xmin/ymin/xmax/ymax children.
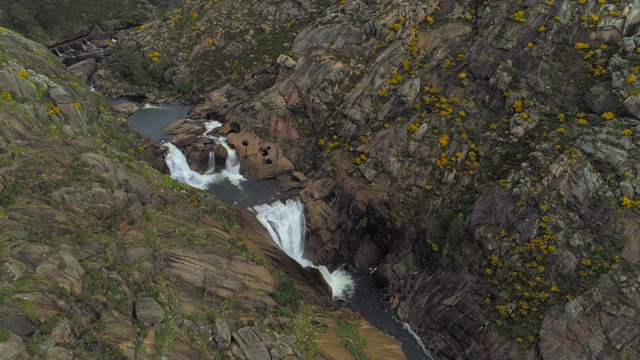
<box><xmin>252</xmin><ymin>198</ymin><xmax>355</xmax><ymax>300</ymax></box>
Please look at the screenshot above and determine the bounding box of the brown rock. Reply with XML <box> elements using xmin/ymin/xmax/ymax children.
<box><xmin>353</xmin><ymin>240</ymin><xmax>383</xmax><ymax>270</ymax></box>
<box><xmin>163</xmin><ymin>250</ymin><xmax>276</xmax><ymax>309</ymax></box>
<box><xmin>163</xmin><ymin>119</ymin><xmax>205</xmax><ymax>135</ymax></box>
<box><xmin>170</xmin><ymin>133</ymin><xmax>199</xmax><ymax>147</ymax></box>
<box><xmin>135</xmin><ymin>297</ymin><xmax>165</xmax><ymax>325</ymax></box>
<box><xmin>189</xmin><ymin>84</ymin><xmax>249</xmax><ymax>120</ymax></box>
<box><xmin>226</xmin><ymin>131</ymin><xmax>293</xmax><ymax>179</ymax></box>
<box><xmin>111</xmin><ymin>102</ymin><xmax>139</xmax><ymax>117</ymax></box>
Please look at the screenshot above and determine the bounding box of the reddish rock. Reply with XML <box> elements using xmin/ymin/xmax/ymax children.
<box><xmin>226</xmin><ymin>130</ymin><xmax>293</xmax><ymax>179</ymax></box>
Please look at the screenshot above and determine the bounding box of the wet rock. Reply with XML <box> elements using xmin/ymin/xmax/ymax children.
<box><xmin>170</xmin><ymin>133</ymin><xmax>199</xmax><ymax>147</ymax></box>
<box><xmin>353</xmin><ymin>240</ymin><xmax>383</xmax><ymax>270</ymax></box>
<box><xmin>111</xmin><ymin>102</ymin><xmax>139</xmax><ymax>117</ymax></box>
<box><xmin>213</xmin><ymin>143</ymin><xmax>228</xmax><ymax>164</ymax></box>
<box><xmin>164</xmin><ymin>119</ymin><xmax>205</xmax><ymax>135</ymax></box>
<box><xmin>135</xmin><ymin>297</ymin><xmax>165</xmax><ymax>325</ymax></box>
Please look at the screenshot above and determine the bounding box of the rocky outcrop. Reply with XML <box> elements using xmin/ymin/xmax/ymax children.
<box><xmin>189</xmin><ymin>84</ymin><xmax>249</xmax><ymax>120</ymax></box>
<box><xmin>539</xmin><ymin>270</ymin><xmax>640</xmax><ymax>360</ymax></box>
<box><xmin>226</xmin><ymin>130</ymin><xmax>294</xmax><ymax>179</ymax></box>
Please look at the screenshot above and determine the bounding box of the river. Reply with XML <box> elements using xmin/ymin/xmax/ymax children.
<box><xmin>120</xmin><ymin>100</ymin><xmax>436</xmax><ymax>360</ymax></box>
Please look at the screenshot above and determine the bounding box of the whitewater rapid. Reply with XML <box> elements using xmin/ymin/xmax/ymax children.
<box><xmin>164</xmin><ymin>120</ymin><xmax>244</xmax><ymax>187</ymax></box>
<box><xmin>252</xmin><ymin>198</ymin><xmax>355</xmax><ymax>300</ymax></box>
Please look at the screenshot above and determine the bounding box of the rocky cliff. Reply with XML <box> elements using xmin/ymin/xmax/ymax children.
<box><xmin>0</xmin><ymin>27</ymin><xmax>405</xmax><ymax>359</ymax></box>
<box><xmin>78</xmin><ymin>0</ymin><xmax>640</xmax><ymax>358</ymax></box>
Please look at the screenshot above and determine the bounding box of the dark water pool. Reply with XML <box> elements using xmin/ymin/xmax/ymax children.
<box><xmin>347</xmin><ymin>272</ymin><xmax>437</xmax><ymax>360</ymax></box>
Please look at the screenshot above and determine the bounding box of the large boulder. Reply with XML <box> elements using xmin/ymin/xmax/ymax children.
<box><xmin>135</xmin><ymin>297</ymin><xmax>165</xmax><ymax>325</ymax></box>
<box><xmin>68</xmin><ymin>58</ymin><xmax>98</xmax><ymax>84</ymax></box>
<box><xmin>226</xmin><ymin>131</ymin><xmax>293</xmax><ymax>179</ymax></box>
<box><xmin>164</xmin><ymin>119</ymin><xmax>205</xmax><ymax>135</ymax></box>
<box><xmin>111</xmin><ymin>102</ymin><xmax>139</xmax><ymax>117</ymax></box>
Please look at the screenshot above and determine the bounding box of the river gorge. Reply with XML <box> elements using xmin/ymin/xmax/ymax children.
<box><xmin>1</xmin><ymin>0</ymin><xmax>640</xmax><ymax>359</ymax></box>
<box><xmin>126</xmin><ymin>100</ymin><xmax>435</xmax><ymax>359</ymax></box>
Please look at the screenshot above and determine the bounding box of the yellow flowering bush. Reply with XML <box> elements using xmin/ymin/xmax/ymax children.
<box><xmin>574</xmin><ymin>42</ymin><xmax>590</xmax><ymax>49</ymax></box>
<box><xmin>511</xmin><ymin>11</ymin><xmax>526</xmax><ymax>22</ymax></box>
<box><xmin>1</xmin><ymin>91</ymin><xmax>12</xmax><ymax>101</ymax></box>
<box><xmin>622</xmin><ymin>129</ymin><xmax>633</xmax><ymax>136</ymax></box>
<box><xmin>386</xmin><ymin>70</ymin><xmax>403</xmax><ymax>84</ymax></box>
<box><xmin>389</xmin><ymin>23</ymin><xmax>402</xmax><ymax>31</ymax></box>
<box><xmin>438</xmin><ymin>134</ymin><xmax>449</xmax><ymax>146</ymax></box>
<box><xmin>17</xmin><ymin>70</ymin><xmax>29</xmax><ymax>79</ymax></box>
<box><xmin>601</xmin><ymin>112</ymin><xmax>615</xmax><ymax>120</ymax></box>
<box><xmin>73</xmin><ymin>102</ymin><xmax>82</xmax><ymax>109</ymax></box>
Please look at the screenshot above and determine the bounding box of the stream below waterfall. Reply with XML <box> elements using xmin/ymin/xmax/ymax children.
<box><xmin>121</xmin><ymin>101</ymin><xmax>436</xmax><ymax>360</ymax></box>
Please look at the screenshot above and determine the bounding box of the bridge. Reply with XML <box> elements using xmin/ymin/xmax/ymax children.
<box><xmin>48</xmin><ymin>30</ymin><xmax>120</xmax><ymax>65</ymax></box>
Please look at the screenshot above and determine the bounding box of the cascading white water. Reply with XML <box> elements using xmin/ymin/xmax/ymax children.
<box><xmin>402</xmin><ymin>323</ymin><xmax>433</xmax><ymax>359</ymax></box>
<box><xmin>165</xmin><ymin>143</ymin><xmax>221</xmax><ymax>189</ymax></box>
<box><xmin>142</xmin><ymin>103</ymin><xmax>163</xmax><ymax>110</ymax></box>
<box><xmin>218</xmin><ymin>138</ymin><xmax>241</xmax><ymax>175</ymax></box>
<box><xmin>206</xmin><ymin>150</ymin><xmax>216</xmax><ymax>173</ymax></box>
<box><xmin>252</xmin><ymin>198</ymin><xmax>355</xmax><ymax>300</ymax></box>
<box><xmin>203</xmin><ymin>121</ymin><xmax>243</xmax><ymax>183</ymax></box>
<box><xmin>165</xmin><ymin>120</ymin><xmax>245</xmax><ymax>187</ymax></box>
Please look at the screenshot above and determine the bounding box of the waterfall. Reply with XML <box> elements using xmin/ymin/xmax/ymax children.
<box><xmin>164</xmin><ymin>120</ymin><xmax>246</xmax><ymax>187</ymax></box>
<box><xmin>164</xmin><ymin>143</ymin><xmax>221</xmax><ymax>189</ymax></box>
<box><xmin>206</xmin><ymin>150</ymin><xmax>216</xmax><ymax>173</ymax></box>
<box><xmin>252</xmin><ymin>198</ymin><xmax>354</xmax><ymax>300</ymax></box>
<box><xmin>217</xmin><ymin>138</ymin><xmax>241</xmax><ymax>175</ymax></box>
<box><xmin>204</xmin><ymin>121</ymin><xmax>222</xmax><ymax>132</ymax></box>
<box><xmin>203</xmin><ymin>121</ymin><xmax>243</xmax><ymax>183</ymax></box>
